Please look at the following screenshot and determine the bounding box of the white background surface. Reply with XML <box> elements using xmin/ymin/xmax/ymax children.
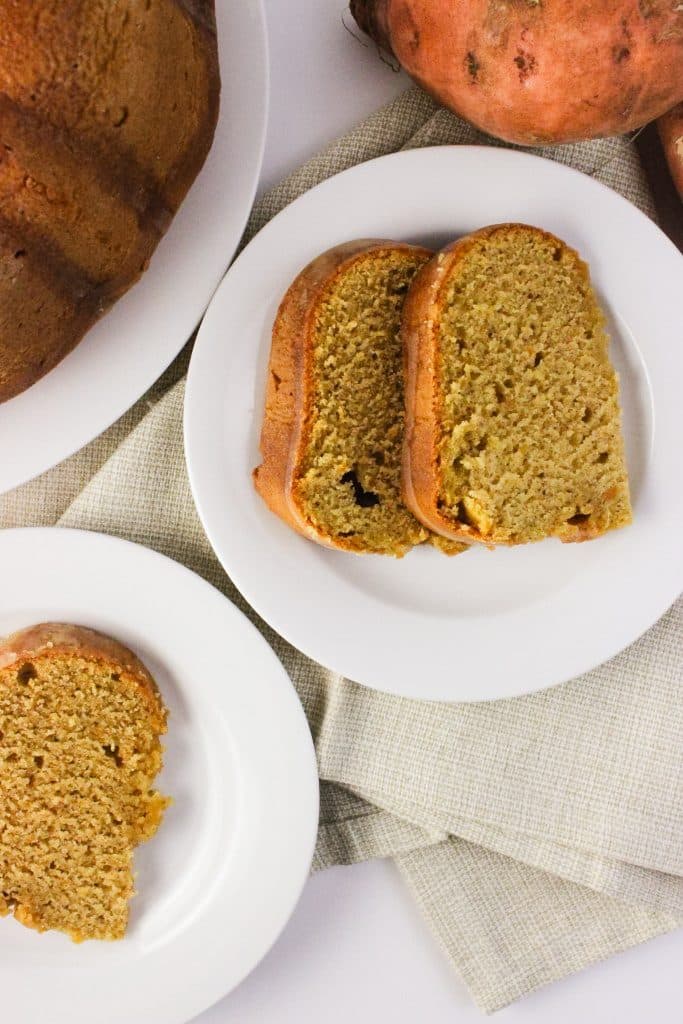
<box><xmin>193</xmin><ymin>1</ymin><xmax>683</xmax><ymax>1021</ymax></box>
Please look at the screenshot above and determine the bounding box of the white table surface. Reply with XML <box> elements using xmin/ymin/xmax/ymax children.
<box><xmin>195</xmin><ymin>2</ymin><xmax>682</xmax><ymax>1020</ymax></box>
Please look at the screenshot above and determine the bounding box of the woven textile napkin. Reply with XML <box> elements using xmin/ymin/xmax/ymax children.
<box><xmin>1</xmin><ymin>88</ymin><xmax>681</xmax><ymax>1013</ymax></box>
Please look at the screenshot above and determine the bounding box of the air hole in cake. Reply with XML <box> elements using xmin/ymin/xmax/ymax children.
<box><xmin>340</xmin><ymin>470</ymin><xmax>380</xmax><ymax>508</ymax></box>
<box><xmin>582</xmin><ymin>408</ymin><xmax>593</xmax><ymax>422</ymax></box>
<box><xmin>567</xmin><ymin>512</ymin><xmax>591</xmax><ymax>525</ymax></box>
<box><xmin>33</xmin><ymin>755</ymin><xmax>44</xmax><ymax>768</ymax></box>
<box><xmin>597</xmin><ymin>452</ymin><xmax>609</xmax><ymax>464</ymax></box>
<box><xmin>455</xmin><ymin>500</ymin><xmax>473</xmax><ymax>526</ymax></box>
<box><xmin>102</xmin><ymin>744</ymin><xmax>124</xmax><ymax>768</ymax></box>
<box><xmin>533</xmin><ymin>352</ymin><xmax>543</xmax><ymax>367</ymax></box>
<box><xmin>17</xmin><ymin>663</ymin><xmax>37</xmax><ymax>685</ymax></box>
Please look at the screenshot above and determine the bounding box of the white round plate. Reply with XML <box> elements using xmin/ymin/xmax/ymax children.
<box><xmin>0</xmin><ymin>2</ymin><xmax>269</xmax><ymax>495</ymax></box>
<box><xmin>184</xmin><ymin>145</ymin><xmax>683</xmax><ymax>701</ymax></box>
<box><xmin>0</xmin><ymin>528</ymin><xmax>318</xmax><ymax>1024</ymax></box>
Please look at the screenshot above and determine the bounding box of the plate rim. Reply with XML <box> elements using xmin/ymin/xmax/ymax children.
<box><xmin>0</xmin><ymin>0</ymin><xmax>270</xmax><ymax>495</ymax></box>
<box><xmin>0</xmin><ymin>525</ymin><xmax>319</xmax><ymax>1024</ymax></box>
<box><xmin>184</xmin><ymin>143</ymin><xmax>683</xmax><ymax>702</ymax></box>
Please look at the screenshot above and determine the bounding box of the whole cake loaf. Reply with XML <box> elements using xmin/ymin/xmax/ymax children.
<box><xmin>0</xmin><ymin>0</ymin><xmax>220</xmax><ymax>402</ymax></box>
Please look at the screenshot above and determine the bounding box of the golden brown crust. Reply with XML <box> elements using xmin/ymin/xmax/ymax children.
<box><xmin>253</xmin><ymin>242</ymin><xmax>375</xmax><ymax>544</ymax></box>
<box><xmin>0</xmin><ymin>0</ymin><xmax>220</xmax><ymax>403</ymax></box>
<box><xmin>402</xmin><ymin>223</ymin><xmax>610</xmax><ymax>547</ymax></box>
<box><xmin>0</xmin><ymin>623</ymin><xmax>166</xmax><ymax>729</ymax></box>
<box><xmin>253</xmin><ymin>240</ymin><xmax>432</xmax><ymax>552</ymax></box>
<box><xmin>0</xmin><ymin>222</ymin><xmax>102</xmax><ymax>402</ymax></box>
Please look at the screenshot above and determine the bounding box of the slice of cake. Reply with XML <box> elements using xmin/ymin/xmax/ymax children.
<box><xmin>254</xmin><ymin>240</ymin><xmax>466</xmax><ymax>557</ymax></box>
<box><xmin>402</xmin><ymin>224</ymin><xmax>632</xmax><ymax>546</ymax></box>
<box><xmin>0</xmin><ymin>623</ymin><xmax>169</xmax><ymax>942</ymax></box>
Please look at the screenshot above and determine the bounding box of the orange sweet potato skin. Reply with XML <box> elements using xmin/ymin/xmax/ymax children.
<box><xmin>657</xmin><ymin>101</ymin><xmax>683</xmax><ymax>199</ymax></box>
<box><xmin>352</xmin><ymin>0</ymin><xmax>683</xmax><ymax>145</ymax></box>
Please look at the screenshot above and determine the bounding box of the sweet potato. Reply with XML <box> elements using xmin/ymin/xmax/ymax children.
<box><xmin>351</xmin><ymin>0</ymin><xmax>683</xmax><ymax>145</ymax></box>
<box><xmin>657</xmin><ymin>101</ymin><xmax>683</xmax><ymax>200</ymax></box>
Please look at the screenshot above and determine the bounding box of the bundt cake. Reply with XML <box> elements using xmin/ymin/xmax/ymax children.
<box><xmin>0</xmin><ymin>623</ymin><xmax>169</xmax><ymax>942</ymax></box>
<box><xmin>402</xmin><ymin>223</ymin><xmax>632</xmax><ymax>546</ymax></box>
<box><xmin>254</xmin><ymin>240</ymin><xmax>466</xmax><ymax>557</ymax></box>
<box><xmin>0</xmin><ymin>0</ymin><xmax>220</xmax><ymax>402</ymax></box>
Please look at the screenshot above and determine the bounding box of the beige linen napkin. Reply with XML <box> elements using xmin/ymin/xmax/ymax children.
<box><xmin>1</xmin><ymin>88</ymin><xmax>681</xmax><ymax>1014</ymax></box>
